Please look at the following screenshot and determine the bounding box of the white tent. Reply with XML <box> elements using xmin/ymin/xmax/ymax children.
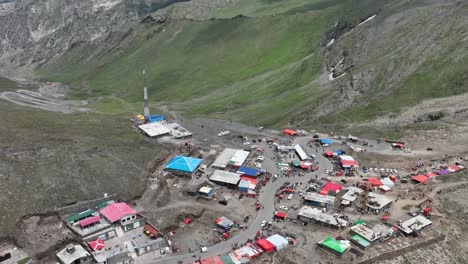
<box><xmin>266</xmin><ymin>234</ymin><xmax>289</xmax><ymax>251</ymax></box>
<box><xmin>381</xmin><ymin>177</ymin><xmax>395</xmax><ymax>188</ymax></box>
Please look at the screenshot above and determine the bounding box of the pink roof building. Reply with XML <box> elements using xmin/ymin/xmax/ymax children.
<box><xmin>100</xmin><ymin>203</ymin><xmax>138</xmax><ymax>223</ymax></box>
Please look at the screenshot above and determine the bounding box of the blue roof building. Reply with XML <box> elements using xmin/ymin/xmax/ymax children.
<box><xmin>237</xmin><ymin>166</ymin><xmax>259</xmax><ymax>177</ymax></box>
<box><xmin>165</xmin><ymin>156</ymin><xmax>202</xmax><ymax>176</ymax></box>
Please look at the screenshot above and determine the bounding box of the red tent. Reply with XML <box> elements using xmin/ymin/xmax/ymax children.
<box><xmin>341</xmin><ymin>160</ymin><xmax>359</xmax><ymax>167</ymax></box>
<box><xmin>320</xmin><ymin>182</ymin><xmax>342</xmax><ymax>195</ymax></box>
<box><xmin>381</xmin><ymin>215</ymin><xmax>389</xmax><ymax>222</ymax></box>
<box><xmin>184</xmin><ymin>218</ymin><xmax>192</xmax><ymax>225</ymax></box>
<box><xmin>223</xmin><ymin>232</ymin><xmax>230</xmax><ymax>239</ymax></box>
<box><xmin>257</xmin><ymin>238</ymin><xmax>275</xmax><ymax>252</ymax></box>
<box><xmin>324</xmin><ymin>151</ymin><xmax>333</xmax><ymax>157</ymax></box>
<box><xmin>88</xmin><ymin>239</ymin><xmax>105</xmax><ymax>251</ymax></box>
<box><xmin>201</xmin><ymin>256</ymin><xmax>224</xmax><ymax>264</ymax></box>
<box><xmin>283</xmin><ymin>129</ymin><xmax>298</xmax><ymax>136</ymax></box>
<box><xmin>412</xmin><ymin>174</ymin><xmax>429</xmax><ymax>184</ymax></box>
<box><xmin>425</xmin><ymin>172</ymin><xmax>438</xmax><ymax>178</ymax></box>
<box><xmin>275</xmin><ymin>211</ymin><xmax>287</xmax><ymax>219</ymax></box>
<box><xmin>336</xmin><ymin>171</ymin><xmax>343</xmax><ymax>176</ymax></box>
<box><xmin>367</xmin><ymin>177</ymin><xmax>383</xmax><ymax>187</ymax></box>
<box><xmin>449</xmin><ymin>165</ymin><xmax>462</xmax><ymax>171</ymax></box>
<box><xmin>389</xmin><ymin>175</ymin><xmax>397</xmax><ymax>182</ymax></box>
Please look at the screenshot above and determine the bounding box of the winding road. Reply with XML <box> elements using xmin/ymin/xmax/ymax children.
<box><xmin>145</xmin><ymin>135</ymin><xmax>335</xmax><ymax>264</ymax></box>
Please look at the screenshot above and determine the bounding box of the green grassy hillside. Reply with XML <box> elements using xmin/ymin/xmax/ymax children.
<box><xmin>36</xmin><ymin>0</ymin><xmax>468</xmax><ymax>128</ymax></box>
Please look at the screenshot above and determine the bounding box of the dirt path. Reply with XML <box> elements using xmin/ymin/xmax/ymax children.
<box><xmin>0</xmin><ymin>87</ymin><xmax>89</xmax><ymax>113</ymax></box>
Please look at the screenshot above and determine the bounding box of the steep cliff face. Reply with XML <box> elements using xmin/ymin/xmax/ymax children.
<box><xmin>0</xmin><ymin>0</ymin><xmax>187</xmax><ymax>78</ymax></box>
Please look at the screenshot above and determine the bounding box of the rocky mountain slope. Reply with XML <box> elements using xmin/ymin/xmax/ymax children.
<box><xmin>0</xmin><ymin>0</ymin><xmax>187</xmax><ymax>78</ymax></box>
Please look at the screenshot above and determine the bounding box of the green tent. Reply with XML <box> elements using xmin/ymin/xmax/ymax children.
<box><xmin>351</xmin><ymin>234</ymin><xmax>371</xmax><ymax>248</ymax></box>
<box><xmin>291</xmin><ymin>160</ymin><xmax>301</xmax><ymax>167</ymax></box>
<box><xmin>66</xmin><ymin>209</ymin><xmax>94</xmax><ymax>223</ymax></box>
<box><xmin>97</xmin><ymin>200</ymin><xmax>114</xmax><ymax>209</ymax></box>
<box><xmin>354</xmin><ymin>219</ymin><xmax>366</xmax><ymax>226</ymax></box>
<box><xmin>220</xmin><ymin>254</ymin><xmax>235</xmax><ymax>264</ymax></box>
<box><xmin>321</xmin><ymin>237</ymin><xmax>349</xmax><ymax>254</ymax></box>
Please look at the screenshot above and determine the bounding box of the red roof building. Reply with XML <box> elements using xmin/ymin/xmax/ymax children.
<box><xmin>320</xmin><ymin>182</ymin><xmax>342</xmax><ymax>195</ymax></box>
<box><xmin>412</xmin><ymin>174</ymin><xmax>429</xmax><ymax>184</ymax></box>
<box><xmin>88</xmin><ymin>239</ymin><xmax>105</xmax><ymax>251</ymax></box>
<box><xmin>100</xmin><ymin>203</ymin><xmax>138</xmax><ymax>223</ymax></box>
<box><xmin>367</xmin><ymin>177</ymin><xmax>383</xmax><ymax>187</ymax></box>
<box><xmin>257</xmin><ymin>238</ymin><xmax>275</xmax><ymax>252</ymax></box>
<box><xmin>79</xmin><ymin>215</ymin><xmax>100</xmax><ymax>228</ymax></box>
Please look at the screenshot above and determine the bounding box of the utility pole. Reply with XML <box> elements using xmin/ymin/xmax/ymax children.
<box><xmin>143</xmin><ymin>69</ymin><xmax>150</xmax><ymax>121</ymax></box>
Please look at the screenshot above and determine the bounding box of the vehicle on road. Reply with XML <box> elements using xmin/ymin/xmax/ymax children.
<box><xmin>200</xmin><ymin>247</ymin><xmax>208</xmax><ymax>253</ymax></box>
<box><xmin>279</xmin><ymin>205</ymin><xmax>288</xmax><ymax>211</ymax></box>
<box><xmin>244</xmin><ymin>216</ymin><xmax>250</xmax><ymax>223</ymax></box>
<box><xmin>261</xmin><ymin>220</ymin><xmax>267</xmax><ymax>227</ymax></box>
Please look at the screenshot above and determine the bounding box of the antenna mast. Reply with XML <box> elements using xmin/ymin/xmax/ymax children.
<box><xmin>143</xmin><ymin>69</ymin><xmax>150</xmax><ymax>120</ymax></box>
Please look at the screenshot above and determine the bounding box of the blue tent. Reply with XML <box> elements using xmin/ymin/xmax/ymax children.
<box><xmin>237</xmin><ymin>166</ymin><xmax>259</xmax><ymax>177</ymax></box>
<box><xmin>333</xmin><ymin>150</ymin><xmax>343</xmax><ymax>155</ymax></box>
<box><xmin>321</xmin><ymin>138</ymin><xmax>333</xmax><ymax>145</ymax></box>
<box><xmin>148</xmin><ymin>114</ymin><xmax>165</xmax><ymax>123</ymax></box>
<box><xmin>165</xmin><ymin>156</ymin><xmax>202</xmax><ymax>173</ymax></box>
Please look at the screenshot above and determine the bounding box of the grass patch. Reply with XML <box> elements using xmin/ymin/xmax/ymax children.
<box><xmin>17</xmin><ymin>257</ymin><xmax>31</xmax><ymax>264</ymax></box>
<box><xmin>95</xmin><ymin>97</ymin><xmax>126</xmax><ymax>114</ymax></box>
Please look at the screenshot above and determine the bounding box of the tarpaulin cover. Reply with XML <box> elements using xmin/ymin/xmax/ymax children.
<box><xmin>256</xmin><ymin>239</ymin><xmax>275</xmax><ymax>252</ymax></box>
<box><xmin>412</xmin><ymin>174</ymin><xmax>429</xmax><ymax>183</ymax></box>
<box><xmin>321</xmin><ymin>139</ymin><xmax>333</xmax><ymax>144</ymax></box>
<box><xmin>321</xmin><ymin>182</ymin><xmax>342</xmax><ymax>194</ymax></box>
<box><xmin>426</xmin><ymin>172</ymin><xmax>438</xmax><ymax>178</ymax></box>
<box><xmin>367</xmin><ymin>177</ymin><xmax>383</xmax><ymax>187</ymax></box>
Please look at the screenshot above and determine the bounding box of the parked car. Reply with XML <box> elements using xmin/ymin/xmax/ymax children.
<box><xmin>279</xmin><ymin>205</ymin><xmax>288</xmax><ymax>211</ymax></box>
<box><xmin>244</xmin><ymin>216</ymin><xmax>250</xmax><ymax>223</ymax></box>
<box><xmin>287</xmin><ymin>194</ymin><xmax>293</xmax><ymax>200</ymax></box>
<box><xmin>261</xmin><ymin>220</ymin><xmax>267</xmax><ymax>227</ymax></box>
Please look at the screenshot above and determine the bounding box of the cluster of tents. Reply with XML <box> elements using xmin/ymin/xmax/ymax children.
<box><xmin>195</xmin><ymin>234</ymin><xmax>291</xmax><ymax>264</ymax></box>
<box><xmin>412</xmin><ymin>164</ymin><xmax>465</xmax><ymax>184</ymax></box>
